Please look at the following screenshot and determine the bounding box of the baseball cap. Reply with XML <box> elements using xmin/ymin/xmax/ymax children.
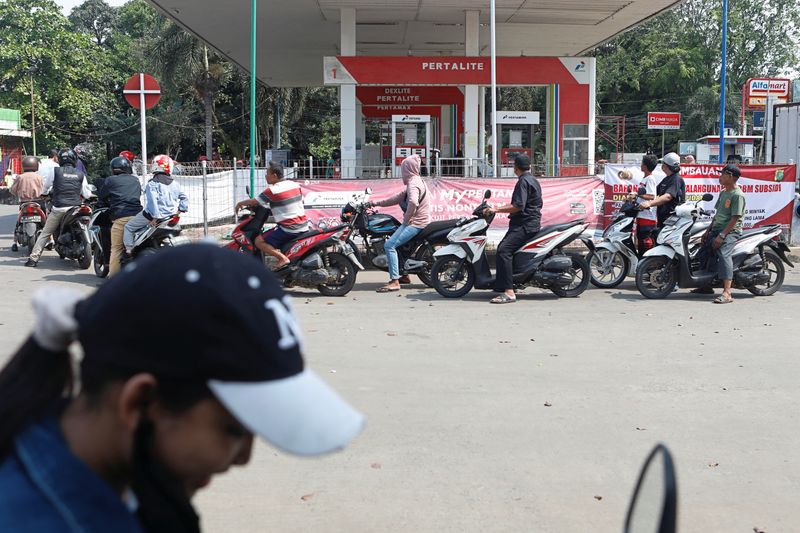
<box><xmin>75</xmin><ymin>244</ymin><xmax>365</xmax><ymax>456</ymax></box>
<box><xmin>659</xmin><ymin>152</ymin><xmax>681</xmax><ymax>167</ymax></box>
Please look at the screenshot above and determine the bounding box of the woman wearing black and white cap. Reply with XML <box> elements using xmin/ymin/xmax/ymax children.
<box><xmin>0</xmin><ymin>245</ymin><xmax>365</xmax><ymax>532</ymax></box>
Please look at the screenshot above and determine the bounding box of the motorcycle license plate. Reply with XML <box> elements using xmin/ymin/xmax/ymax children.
<box><xmin>20</xmin><ymin>216</ymin><xmax>41</xmax><ymax>223</ymax></box>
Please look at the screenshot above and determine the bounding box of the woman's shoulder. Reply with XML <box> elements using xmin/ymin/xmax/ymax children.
<box><xmin>0</xmin><ymin>453</ymin><xmax>70</xmax><ymax>530</ymax></box>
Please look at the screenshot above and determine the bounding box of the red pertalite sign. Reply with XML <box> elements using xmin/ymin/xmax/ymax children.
<box><xmin>123</xmin><ymin>74</ymin><xmax>161</xmax><ymax>110</ymax></box>
<box><xmin>647</xmin><ymin>112</ymin><xmax>681</xmax><ymax>130</ymax></box>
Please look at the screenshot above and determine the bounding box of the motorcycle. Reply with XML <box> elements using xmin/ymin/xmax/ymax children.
<box><xmin>12</xmin><ymin>200</ymin><xmax>47</xmax><ymax>255</ymax></box>
<box><xmin>340</xmin><ymin>188</ymin><xmax>462</xmax><ymax>287</ymax></box>
<box><xmin>635</xmin><ymin>193</ymin><xmax>795</xmax><ymax>299</ymax></box>
<box><xmin>51</xmin><ymin>202</ymin><xmax>94</xmax><ymax>269</ymax></box>
<box><xmin>227</xmin><ymin>204</ymin><xmax>364</xmax><ymax>296</ymax></box>
<box><xmin>589</xmin><ymin>187</ymin><xmax>711</xmax><ymax>289</ymax></box>
<box><xmin>88</xmin><ymin>205</ymin><xmax>112</xmax><ymax>278</ymax></box>
<box><xmin>430</xmin><ymin>190</ymin><xmax>593</xmax><ymax>299</ymax></box>
<box><xmin>121</xmin><ymin>213</ymin><xmax>189</xmax><ymax>264</ymax></box>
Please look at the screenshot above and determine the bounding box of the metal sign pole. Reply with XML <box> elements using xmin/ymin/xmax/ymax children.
<box><xmin>139</xmin><ymin>73</ymin><xmax>148</xmax><ymax>177</ymax></box>
<box><xmin>249</xmin><ymin>0</ymin><xmax>257</xmax><ymax>198</ymax></box>
<box><xmin>661</xmin><ymin>129</ymin><xmax>665</xmax><ymax>156</ymax></box>
<box><xmin>490</xmin><ymin>0</ymin><xmax>499</xmax><ymax>178</ymax></box>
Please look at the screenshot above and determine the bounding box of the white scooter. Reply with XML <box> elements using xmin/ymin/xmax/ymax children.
<box><xmin>589</xmin><ymin>187</ymin><xmax>711</xmax><ymax>288</ymax></box>
<box><xmin>635</xmin><ymin>193</ymin><xmax>794</xmax><ymax>299</ymax></box>
<box><xmin>430</xmin><ymin>190</ymin><xmax>592</xmax><ymax>298</ymax></box>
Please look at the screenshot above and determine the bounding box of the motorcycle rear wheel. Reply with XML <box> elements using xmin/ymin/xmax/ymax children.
<box><xmin>431</xmin><ymin>255</ymin><xmax>475</xmax><ymax>298</ymax></box>
<box><xmin>550</xmin><ymin>254</ymin><xmax>591</xmax><ymax>297</ymax></box>
<box><xmin>77</xmin><ymin>240</ymin><xmax>92</xmax><ymax>270</ymax></box>
<box><xmin>415</xmin><ymin>245</ymin><xmax>437</xmax><ymax>288</ymax></box>
<box><xmin>588</xmin><ymin>249</ymin><xmax>629</xmax><ymax>288</ymax></box>
<box><xmin>317</xmin><ymin>252</ymin><xmax>357</xmax><ymax>297</ymax></box>
<box><xmin>636</xmin><ymin>256</ymin><xmax>677</xmax><ymax>299</ymax></box>
<box><xmin>26</xmin><ymin>235</ymin><xmax>36</xmax><ymax>255</ymax></box>
<box><xmin>747</xmin><ymin>250</ymin><xmax>784</xmax><ymax>296</ymax></box>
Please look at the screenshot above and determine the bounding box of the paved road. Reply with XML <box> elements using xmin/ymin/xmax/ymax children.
<box><xmin>1</xmin><ymin>203</ymin><xmax>799</xmax><ymax>532</ymax></box>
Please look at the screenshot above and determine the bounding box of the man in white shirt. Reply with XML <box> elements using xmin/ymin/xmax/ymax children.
<box><xmin>38</xmin><ymin>149</ymin><xmax>60</xmax><ymax>184</ymax></box>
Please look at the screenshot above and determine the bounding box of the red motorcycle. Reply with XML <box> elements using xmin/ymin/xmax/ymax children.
<box><xmin>226</xmin><ymin>205</ymin><xmax>364</xmax><ymax>296</ymax></box>
<box><xmin>12</xmin><ymin>201</ymin><xmax>47</xmax><ymax>254</ymax></box>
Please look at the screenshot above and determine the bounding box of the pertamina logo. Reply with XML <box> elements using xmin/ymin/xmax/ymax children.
<box><xmin>574</xmin><ymin>61</ymin><xmax>586</xmax><ymax>72</ymax></box>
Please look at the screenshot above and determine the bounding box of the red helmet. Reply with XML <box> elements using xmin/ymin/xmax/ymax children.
<box><xmin>151</xmin><ymin>154</ymin><xmax>173</xmax><ymax>175</ymax></box>
<box><xmin>119</xmin><ymin>150</ymin><xmax>136</xmax><ymax>162</ymax></box>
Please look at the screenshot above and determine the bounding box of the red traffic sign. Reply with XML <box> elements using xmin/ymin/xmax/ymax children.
<box><xmin>123</xmin><ymin>73</ymin><xmax>161</xmax><ymax>110</ymax></box>
<box><xmin>647</xmin><ymin>112</ymin><xmax>681</xmax><ymax>130</ymax></box>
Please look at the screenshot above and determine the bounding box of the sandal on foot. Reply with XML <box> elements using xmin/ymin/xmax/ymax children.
<box><xmin>376</xmin><ymin>286</ymin><xmax>400</xmax><ymax>293</ymax></box>
<box><xmin>713</xmin><ymin>294</ymin><xmax>733</xmax><ymax>304</ymax></box>
<box><xmin>490</xmin><ymin>294</ymin><xmax>517</xmax><ymax>304</ymax></box>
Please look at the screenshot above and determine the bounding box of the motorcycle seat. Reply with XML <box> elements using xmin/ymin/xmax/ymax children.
<box><xmin>531</xmin><ymin>219</ymin><xmax>584</xmax><ymax>238</ymax></box>
<box><xmin>416</xmin><ymin>219</ymin><xmax>460</xmax><ymax>240</ymax></box>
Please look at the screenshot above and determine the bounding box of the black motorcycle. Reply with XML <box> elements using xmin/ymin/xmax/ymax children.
<box><xmin>88</xmin><ymin>205</ymin><xmax>112</xmax><ymax>278</ymax></box>
<box><xmin>51</xmin><ymin>202</ymin><xmax>95</xmax><ymax>270</ymax></box>
<box><xmin>340</xmin><ymin>190</ymin><xmax>461</xmax><ymax>287</ymax></box>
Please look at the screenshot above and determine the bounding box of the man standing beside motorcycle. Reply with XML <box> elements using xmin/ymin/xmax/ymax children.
<box><xmin>98</xmin><ymin>156</ymin><xmax>143</xmax><ymax>276</ymax></box>
<box><xmin>234</xmin><ymin>161</ymin><xmax>309</xmax><ymax>271</ymax></box>
<box><xmin>483</xmin><ymin>154</ymin><xmax>542</xmax><ymax>304</ymax></box>
<box><xmin>25</xmin><ymin>149</ymin><xmax>93</xmax><ymax>268</ymax></box>
<box><xmin>123</xmin><ymin>155</ymin><xmax>189</xmax><ymax>258</ymax></box>
<box><xmin>367</xmin><ymin>154</ymin><xmax>430</xmax><ymax>293</ymax></box>
<box><xmin>639</xmin><ymin>152</ymin><xmax>685</xmax><ymax>228</ymax></box>
<box><xmin>693</xmin><ymin>164</ymin><xmax>746</xmax><ymax>304</ymax></box>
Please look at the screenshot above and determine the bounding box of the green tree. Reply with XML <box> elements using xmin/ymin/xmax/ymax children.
<box><xmin>69</xmin><ymin>0</ymin><xmax>117</xmax><ymax>46</ymax></box>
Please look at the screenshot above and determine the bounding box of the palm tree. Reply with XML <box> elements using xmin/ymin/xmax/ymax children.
<box><xmin>147</xmin><ymin>21</ymin><xmax>229</xmax><ymax>160</ymax></box>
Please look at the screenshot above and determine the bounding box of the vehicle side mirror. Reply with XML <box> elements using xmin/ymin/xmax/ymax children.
<box><xmin>638</xmin><ymin>187</ymin><xmax>647</xmax><ymax>196</ymax></box>
<box><xmin>89</xmin><ymin>184</ymin><xmax>98</xmax><ymax>193</ymax></box>
<box><xmin>702</xmin><ymin>193</ymin><xmax>713</xmax><ymax>202</ymax></box>
<box><xmin>624</xmin><ymin>444</ymin><xmax>677</xmax><ymax>533</ymax></box>
<box><xmin>484</xmin><ymin>190</ymin><xmax>491</xmax><ymax>199</ymax></box>
<box><xmin>246</xmin><ymin>186</ymin><xmax>251</xmax><ymax>196</ymax></box>
<box><xmin>366</xmin><ymin>187</ymin><xmax>373</xmax><ymax>195</ymax></box>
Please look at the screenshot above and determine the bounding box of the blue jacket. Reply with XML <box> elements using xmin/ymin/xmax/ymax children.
<box><xmin>143</xmin><ymin>174</ymin><xmax>188</xmax><ymax>221</ymax></box>
<box><xmin>0</xmin><ymin>415</ymin><xmax>144</xmax><ymax>532</ymax></box>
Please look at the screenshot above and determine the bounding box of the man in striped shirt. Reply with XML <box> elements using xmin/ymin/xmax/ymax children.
<box><xmin>235</xmin><ymin>161</ymin><xmax>309</xmax><ymax>270</ymax></box>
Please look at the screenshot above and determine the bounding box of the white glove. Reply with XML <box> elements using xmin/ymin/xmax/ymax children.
<box><xmin>31</xmin><ymin>286</ymin><xmax>84</xmax><ymax>352</ymax></box>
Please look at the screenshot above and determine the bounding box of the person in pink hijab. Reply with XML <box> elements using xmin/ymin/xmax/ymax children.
<box><xmin>368</xmin><ymin>154</ymin><xmax>431</xmax><ymax>292</ymax></box>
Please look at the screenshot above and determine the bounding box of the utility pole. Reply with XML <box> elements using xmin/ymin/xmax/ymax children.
<box><xmin>30</xmin><ymin>73</ymin><xmax>36</xmax><ymax>156</ymax></box>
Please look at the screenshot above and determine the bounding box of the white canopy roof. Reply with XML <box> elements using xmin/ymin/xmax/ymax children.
<box><xmin>147</xmin><ymin>0</ymin><xmax>683</xmax><ymax>86</ymax></box>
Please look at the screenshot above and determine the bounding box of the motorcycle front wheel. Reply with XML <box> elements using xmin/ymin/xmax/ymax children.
<box><xmin>317</xmin><ymin>252</ymin><xmax>357</xmax><ymax>297</ymax></box>
<box><xmin>431</xmin><ymin>255</ymin><xmax>475</xmax><ymax>298</ymax></box>
<box><xmin>550</xmin><ymin>254</ymin><xmax>591</xmax><ymax>297</ymax></box>
<box><xmin>747</xmin><ymin>249</ymin><xmax>785</xmax><ymax>296</ymax></box>
<box><xmin>636</xmin><ymin>256</ymin><xmax>677</xmax><ymax>299</ymax></box>
<box><xmin>588</xmin><ymin>249</ymin><xmax>629</xmax><ymax>288</ymax></box>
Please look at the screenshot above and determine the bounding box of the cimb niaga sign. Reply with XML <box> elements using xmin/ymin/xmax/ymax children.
<box><xmin>647</xmin><ymin>112</ymin><xmax>681</xmax><ymax>130</ymax></box>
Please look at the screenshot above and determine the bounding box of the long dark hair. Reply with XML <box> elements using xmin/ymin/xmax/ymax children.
<box><xmin>0</xmin><ymin>337</ymin><xmax>73</xmax><ymax>460</ymax></box>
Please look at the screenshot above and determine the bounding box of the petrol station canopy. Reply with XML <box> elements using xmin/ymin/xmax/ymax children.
<box><xmin>147</xmin><ymin>0</ymin><xmax>684</xmax><ymax>87</ymax></box>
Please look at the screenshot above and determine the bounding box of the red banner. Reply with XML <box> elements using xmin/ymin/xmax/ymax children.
<box><xmin>647</xmin><ymin>112</ymin><xmax>681</xmax><ymax>130</ymax></box>
<box><xmin>603</xmin><ymin>164</ymin><xmax>797</xmax><ymax>233</ymax></box>
<box><xmin>300</xmin><ymin>178</ymin><xmax>604</xmax><ymax>238</ymax></box>
<box><xmin>357</xmin><ymin>86</ymin><xmax>464</xmax><ymax>106</ymax></box>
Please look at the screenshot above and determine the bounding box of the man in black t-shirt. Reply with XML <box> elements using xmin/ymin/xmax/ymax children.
<box><xmin>639</xmin><ymin>152</ymin><xmax>686</xmax><ymax>227</ymax></box>
<box><xmin>483</xmin><ymin>154</ymin><xmax>543</xmax><ymax>304</ymax></box>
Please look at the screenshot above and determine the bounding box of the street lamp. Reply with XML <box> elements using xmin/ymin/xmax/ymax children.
<box><xmin>718</xmin><ymin>0</ymin><xmax>729</xmax><ymax>161</ymax></box>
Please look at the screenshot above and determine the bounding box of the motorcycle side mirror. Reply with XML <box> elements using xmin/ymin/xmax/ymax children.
<box><xmin>701</xmin><ymin>193</ymin><xmax>713</xmax><ymax>202</ymax></box>
<box><xmin>89</xmin><ymin>184</ymin><xmax>98</xmax><ymax>193</ymax></box>
<box><xmin>638</xmin><ymin>187</ymin><xmax>647</xmax><ymax>196</ymax></box>
<box><xmin>246</xmin><ymin>186</ymin><xmax>251</xmax><ymax>196</ymax></box>
<box><xmin>365</xmin><ymin>187</ymin><xmax>373</xmax><ymax>195</ymax></box>
<box><xmin>624</xmin><ymin>444</ymin><xmax>677</xmax><ymax>533</ymax></box>
<box><xmin>484</xmin><ymin>190</ymin><xmax>491</xmax><ymax>199</ymax></box>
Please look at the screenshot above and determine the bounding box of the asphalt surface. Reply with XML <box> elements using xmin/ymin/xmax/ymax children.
<box><xmin>1</xmin><ymin>202</ymin><xmax>799</xmax><ymax>532</ymax></box>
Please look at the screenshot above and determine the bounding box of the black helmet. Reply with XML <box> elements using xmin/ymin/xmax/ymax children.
<box><xmin>21</xmin><ymin>156</ymin><xmax>39</xmax><ymax>172</ymax></box>
<box><xmin>58</xmin><ymin>148</ymin><xmax>77</xmax><ymax>166</ymax></box>
<box><xmin>74</xmin><ymin>145</ymin><xmax>89</xmax><ymax>163</ymax></box>
<box><xmin>110</xmin><ymin>156</ymin><xmax>132</xmax><ymax>175</ymax></box>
